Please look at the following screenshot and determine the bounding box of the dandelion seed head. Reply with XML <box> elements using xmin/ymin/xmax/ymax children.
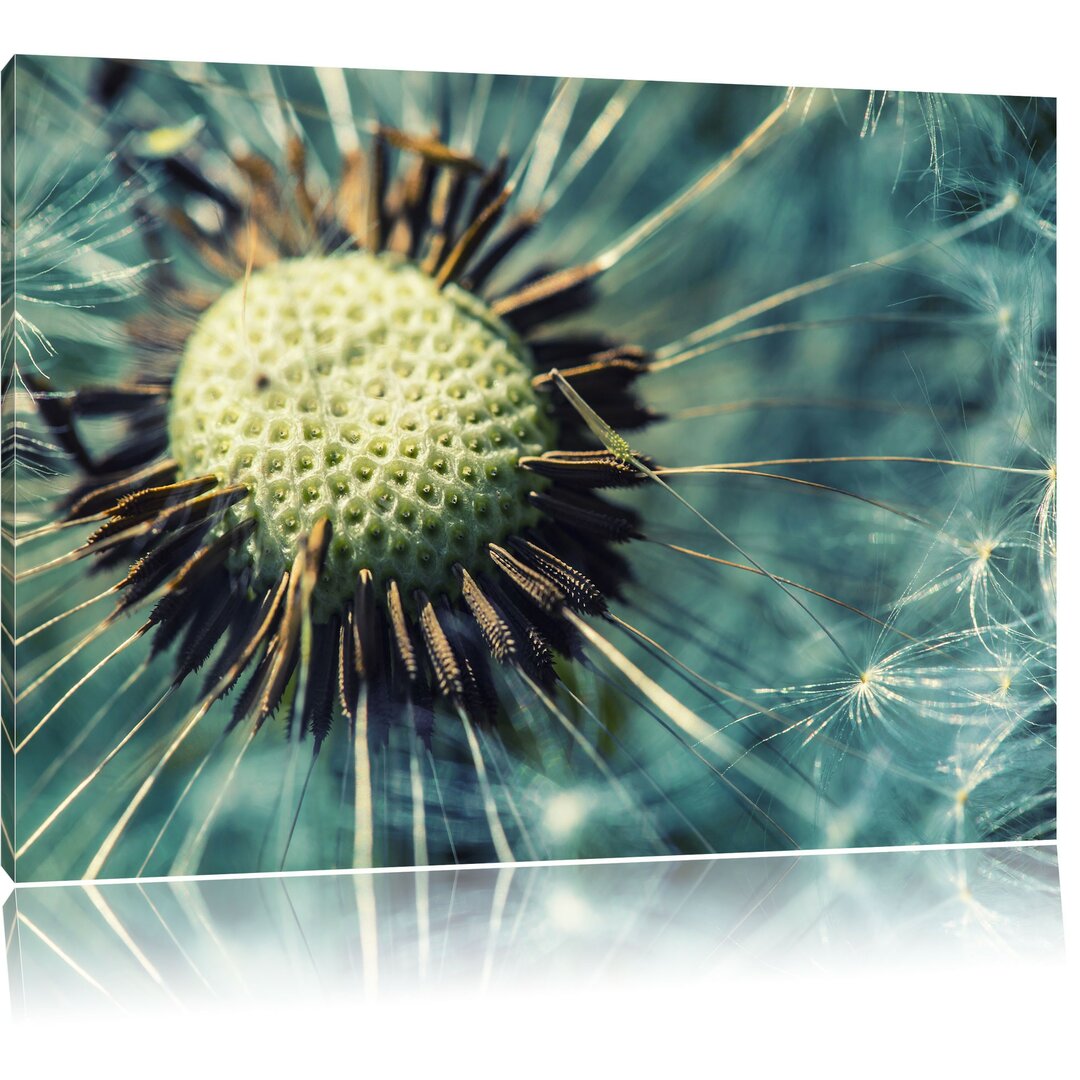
<box><xmin>972</xmin><ymin>538</ymin><xmax>996</xmax><ymax>565</ymax></box>
<box><xmin>851</xmin><ymin>666</ymin><xmax>886</xmax><ymax>725</ymax></box>
<box><xmin>168</xmin><ymin>251</ymin><xmax>554</xmax><ymax>606</ymax></box>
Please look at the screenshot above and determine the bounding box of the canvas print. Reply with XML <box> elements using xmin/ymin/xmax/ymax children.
<box><xmin>0</xmin><ymin>58</ymin><xmax>1056</xmax><ymax>881</ymax></box>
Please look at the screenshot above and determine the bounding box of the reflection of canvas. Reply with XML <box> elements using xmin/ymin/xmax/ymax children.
<box><xmin>4</xmin><ymin>846</ymin><xmax>1063</xmax><ymax>1009</ymax></box>
<box><xmin>1</xmin><ymin>58</ymin><xmax>1057</xmax><ymax>881</ymax></box>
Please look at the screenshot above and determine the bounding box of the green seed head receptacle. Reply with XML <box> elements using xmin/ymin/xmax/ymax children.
<box><xmin>168</xmin><ymin>252</ymin><xmax>555</xmax><ymax>611</ymax></box>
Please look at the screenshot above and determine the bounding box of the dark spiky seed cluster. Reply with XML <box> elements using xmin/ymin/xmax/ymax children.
<box><xmin>32</xmin><ymin>102</ymin><xmax>661</xmax><ymax>748</ymax></box>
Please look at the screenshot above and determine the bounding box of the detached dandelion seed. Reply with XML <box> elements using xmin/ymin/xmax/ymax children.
<box><xmin>2</xmin><ymin>59</ymin><xmax>1056</xmax><ymax>879</ymax></box>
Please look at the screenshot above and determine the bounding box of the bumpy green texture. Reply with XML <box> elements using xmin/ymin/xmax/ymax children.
<box><xmin>168</xmin><ymin>252</ymin><xmax>555</xmax><ymax>609</ymax></box>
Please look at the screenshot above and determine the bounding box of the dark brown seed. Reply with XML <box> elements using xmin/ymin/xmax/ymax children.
<box><xmin>92</xmin><ymin>427</ymin><xmax>169</xmax><ymax>477</ymax></box>
<box><xmin>377</xmin><ymin>126</ymin><xmax>485</xmax><ymax>173</ymax></box>
<box><xmin>387</xmin><ymin>579</ymin><xmax>420</xmax><ymax>682</ymax></box>
<box><xmin>456</xmin><ymin>565</ymin><xmax>518</xmax><ymax>664</ymax></box>
<box><xmin>174</xmin><ymin>571</ymin><xmax>244</xmax><ymax>684</ymax></box>
<box><xmin>530</xmin><ymin>352</ymin><xmax>648</xmax><ymax>395</ymax></box>
<box><xmin>336</xmin><ymin>148</ymin><xmax>368</xmax><ymax>245</ymax></box>
<box><xmin>509</xmin><ymin>539</ymin><xmax>608</xmax><ymax>617</ymax></box>
<box><xmin>466</xmin><ymin>154</ymin><xmax>508</xmax><ymax>223</ymax></box>
<box><xmin>352</xmin><ymin>567</ymin><xmax>376</xmax><ymax>680</ymax></box>
<box><xmin>459</xmin><ymin>210</ymin><xmax>540</xmax><ymax>293</ymax></box>
<box><xmin>152</xmin><ymin>574</ymin><xmax>228</xmax><ymax>665</ymax></box>
<box><xmin>90</xmin><ymin>475</ymin><xmax>220</xmax><ymax>539</ymax></box>
<box><xmin>251</xmin><ymin>550</ymin><xmax>306</xmax><ymax>727</ymax></box>
<box><xmin>69</xmin><ymin>384</ymin><xmax>171</xmax><ymax>416</ymax></box>
<box><xmin>488</xmin><ymin>542</ymin><xmax>565</xmax><ymax>614</ymax></box>
<box><xmin>527</xmin><ymin>488</ymin><xmax>642</xmax><ymax>542</ymax></box>
<box><xmin>112</xmin><ymin>520</ymin><xmax>212</xmax><ymax>616</ymax></box>
<box><xmin>66</xmin><ymin>459</ymin><xmax>179</xmax><ymax>518</ymax></box>
<box><xmin>338</xmin><ymin>610</ymin><xmax>359</xmax><ymax>721</ymax></box>
<box><xmin>486</xmin><ymin>579</ymin><xmax>554</xmax><ymax>682</ymax></box>
<box><xmin>26</xmin><ymin>374</ymin><xmax>96</xmax><ymax>472</ymax></box>
<box><xmin>416</xmin><ymin>590</ymin><xmax>464</xmax><ymax>699</ymax></box>
<box><xmin>87</xmin><ymin>484</ymin><xmax>247</xmax><ymax>551</ymax></box>
<box><xmin>492</xmin><ymin>260</ymin><xmax>601</xmax><ymax>331</ymax></box>
<box><xmin>518</xmin><ymin>449</ymin><xmax>651</xmax><ymax>488</ymax></box>
<box><xmin>304</xmin><ymin>616</ymin><xmax>340</xmax><ymax>747</ymax></box>
<box><xmin>366</xmin><ymin>131</ymin><xmax>388</xmax><ymax>252</ymax></box>
<box><xmin>196</xmin><ymin>565</ymin><xmax>289</xmax><ymax>708</ymax></box>
<box><xmin>435</xmin><ymin>185</ymin><xmax>512</xmax><ymax>288</ymax></box>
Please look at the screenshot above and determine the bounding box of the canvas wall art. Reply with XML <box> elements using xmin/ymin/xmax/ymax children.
<box><xmin>0</xmin><ymin>58</ymin><xmax>1056</xmax><ymax>881</ymax></box>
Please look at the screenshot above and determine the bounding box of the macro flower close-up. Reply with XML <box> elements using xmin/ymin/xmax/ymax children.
<box><xmin>0</xmin><ymin>57</ymin><xmax>1057</xmax><ymax>881</ymax></box>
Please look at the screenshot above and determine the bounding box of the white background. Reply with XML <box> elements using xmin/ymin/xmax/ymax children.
<box><xmin>1</xmin><ymin>3</ymin><xmax>1075</xmax><ymax>1074</ymax></box>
